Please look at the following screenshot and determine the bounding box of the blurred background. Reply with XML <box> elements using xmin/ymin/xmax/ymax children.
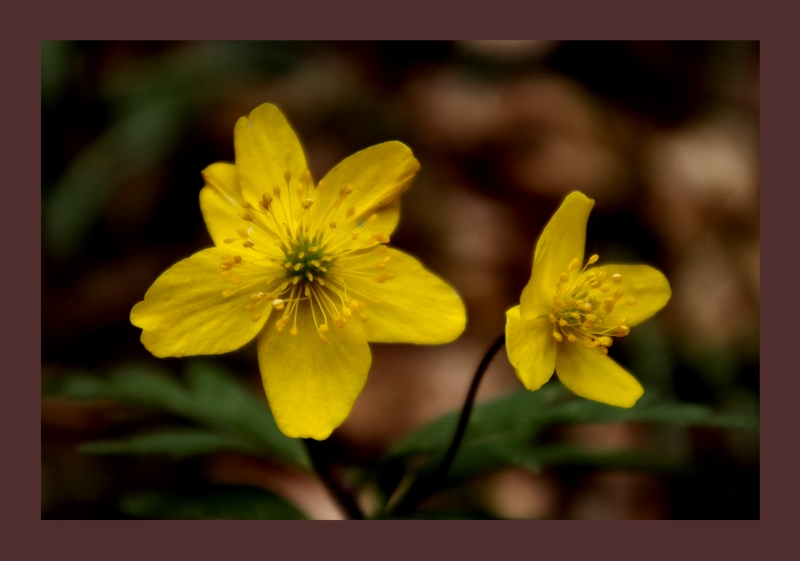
<box><xmin>42</xmin><ymin>41</ymin><xmax>759</xmax><ymax>519</ymax></box>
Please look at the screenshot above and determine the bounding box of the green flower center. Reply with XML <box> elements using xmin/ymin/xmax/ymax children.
<box><xmin>282</xmin><ymin>235</ymin><xmax>330</xmax><ymax>284</ymax></box>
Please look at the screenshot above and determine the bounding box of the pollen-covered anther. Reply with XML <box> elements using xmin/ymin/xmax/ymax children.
<box><xmin>289</xmin><ymin>325</ymin><xmax>298</xmax><ymax>336</ymax></box>
<box><xmin>552</xmin><ymin>330</ymin><xmax>563</xmax><ymax>342</ymax></box>
<box><xmin>272</xmin><ymin>299</ymin><xmax>285</xmax><ymax>310</ymax></box>
<box><xmin>612</xmin><ymin>273</ymin><xmax>623</xmax><ymax>283</ymax></box>
<box><xmin>301</xmin><ymin>199</ymin><xmax>314</xmax><ymax>210</ymax></box>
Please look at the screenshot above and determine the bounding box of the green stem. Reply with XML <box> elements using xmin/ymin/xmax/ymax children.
<box><xmin>389</xmin><ymin>333</ymin><xmax>507</xmax><ymax>517</ymax></box>
<box><xmin>303</xmin><ymin>438</ymin><xmax>364</xmax><ymax>520</ymax></box>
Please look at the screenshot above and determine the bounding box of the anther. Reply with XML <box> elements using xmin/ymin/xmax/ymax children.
<box><xmin>319</xmin><ymin>335</ymin><xmax>328</xmax><ymax>344</ymax></box>
<box><xmin>241</xmin><ymin>202</ymin><xmax>252</xmax><ymax>209</ymax></box>
<box><xmin>237</xmin><ymin>211</ymin><xmax>253</xmax><ymax>221</ymax></box>
<box><xmin>612</xmin><ymin>274</ymin><xmax>623</xmax><ymax>283</ymax></box>
<box><xmin>233</xmin><ymin>255</ymin><xmax>242</xmax><ymax>263</ymax></box>
<box><xmin>588</xmin><ymin>254</ymin><xmax>600</xmax><ymax>265</ymax></box>
<box><xmin>273</xmin><ymin>299</ymin><xmax>285</xmax><ymax>310</ymax></box>
<box><xmin>367</xmin><ymin>214</ymin><xmax>378</xmax><ymax>225</ymax></box>
<box><xmin>569</xmin><ymin>258</ymin><xmax>580</xmax><ymax>270</ymax></box>
<box><xmin>236</xmin><ymin>228</ymin><xmax>249</xmax><ymax>238</ymax></box>
<box><xmin>329</xmin><ymin>222</ymin><xmax>337</xmax><ymax>229</ymax></box>
<box><xmin>614</xmin><ymin>289</ymin><xmax>625</xmax><ymax>301</ymax></box>
<box><xmin>301</xmin><ymin>199</ymin><xmax>314</xmax><ymax>210</ymax></box>
<box><xmin>221</xmin><ymin>290</ymin><xmax>235</xmax><ymax>298</ymax></box>
<box><xmin>359</xmin><ymin>312</ymin><xmax>368</xmax><ymax>322</ymax></box>
<box><xmin>243</xmin><ymin>241</ymin><xmax>255</xmax><ymax>248</ymax></box>
<box><xmin>283</xmin><ymin>170</ymin><xmax>292</xmax><ymax>185</ymax></box>
<box><xmin>319</xmin><ymin>324</ymin><xmax>329</xmax><ymax>333</ymax></box>
<box><xmin>559</xmin><ymin>273</ymin><xmax>570</xmax><ymax>283</ymax></box>
<box><xmin>567</xmin><ymin>333</ymin><xmax>578</xmax><ymax>343</ymax></box>
<box><xmin>294</xmin><ymin>263</ymin><xmax>303</xmax><ymax>271</ymax></box>
<box><xmin>252</xmin><ymin>314</ymin><xmax>262</xmax><ymax>322</ymax></box>
<box><xmin>223</xmin><ymin>238</ymin><xmax>236</xmax><ymax>244</ymax></box>
<box><xmin>230</xmin><ymin>276</ymin><xmax>243</xmax><ymax>284</ymax></box>
<box><xmin>306</xmin><ymin>272</ymin><xmax>313</xmax><ymax>282</ymax></box>
<box><xmin>245</xmin><ymin>304</ymin><xmax>255</xmax><ymax>312</ymax></box>
<box><xmin>273</xmin><ymin>185</ymin><xmax>281</xmax><ymax>198</ymax></box>
<box><xmin>289</xmin><ymin>325</ymin><xmax>298</xmax><ymax>336</ymax></box>
<box><xmin>553</xmin><ymin>331</ymin><xmax>563</xmax><ymax>342</ymax></box>
<box><xmin>626</xmin><ymin>298</ymin><xmax>638</xmax><ymax>306</ymax></box>
<box><xmin>549</xmin><ymin>313</ymin><xmax>557</xmax><ymax>324</ymax></box>
<box><xmin>372</xmin><ymin>245</ymin><xmax>387</xmax><ymax>254</ymax></box>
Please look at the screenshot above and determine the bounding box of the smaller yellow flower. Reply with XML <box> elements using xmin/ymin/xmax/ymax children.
<box><xmin>505</xmin><ymin>191</ymin><xmax>671</xmax><ymax>407</ymax></box>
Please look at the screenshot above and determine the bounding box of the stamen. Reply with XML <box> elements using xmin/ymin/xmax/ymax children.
<box><xmin>612</xmin><ymin>273</ymin><xmax>623</xmax><ymax>283</ymax></box>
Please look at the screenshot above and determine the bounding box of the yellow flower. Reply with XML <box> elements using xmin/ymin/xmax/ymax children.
<box><xmin>505</xmin><ymin>191</ymin><xmax>671</xmax><ymax>407</ymax></box>
<box><xmin>130</xmin><ymin>103</ymin><xmax>466</xmax><ymax>439</ymax></box>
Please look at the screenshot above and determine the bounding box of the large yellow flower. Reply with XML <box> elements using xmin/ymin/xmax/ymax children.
<box><xmin>505</xmin><ymin>191</ymin><xmax>671</xmax><ymax>407</ymax></box>
<box><xmin>130</xmin><ymin>103</ymin><xmax>466</xmax><ymax>440</ymax></box>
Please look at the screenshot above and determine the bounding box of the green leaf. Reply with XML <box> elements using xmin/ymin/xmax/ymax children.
<box><xmin>374</xmin><ymin>385</ymin><xmax>758</xmax><ymax>491</ymax></box>
<box><xmin>120</xmin><ymin>485</ymin><xmax>306</xmax><ymax>520</ymax></box>
<box><xmin>78</xmin><ymin>429</ymin><xmax>262</xmax><ymax>459</ymax></box>
<box><xmin>56</xmin><ymin>361</ymin><xmax>310</xmax><ymax>470</ymax></box>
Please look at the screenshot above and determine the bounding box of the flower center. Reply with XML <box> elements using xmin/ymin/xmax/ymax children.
<box><xmin>549</xmin><ymin>254</ymin><xmax>636</xmax><ymax>355</ymax></box>
<box><xmin>215</xmin><ymin>169</ymin><xmax>393</xmax><ymax>344</ymax></box>
<box><xmin>282</xmin><ymin>233</ymin><xmax>330</xmax><ymax>284</ymax></box>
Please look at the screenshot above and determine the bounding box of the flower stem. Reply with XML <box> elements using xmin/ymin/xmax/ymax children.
<box><xmin>389</xmin><ymin>333</ymin><xmax>507</xmax><ymax>517</ymax></box>
<box><xmin>303</xmin><ymin>438</ymin><xmax>365</xmax><ymax>520</ymax></box>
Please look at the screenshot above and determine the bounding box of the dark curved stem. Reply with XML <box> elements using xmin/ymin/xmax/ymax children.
<box><xmin>304</xmin><ymin>439</ymin><xmax>364</xmax><ymax>520</ymax></box>
<box><xmin>389</xmin><ymin>333</ymin><xmax>507</xmax><ymax>517</ymax></box>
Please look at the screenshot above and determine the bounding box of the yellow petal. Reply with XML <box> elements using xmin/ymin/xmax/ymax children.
<box><xmin>335</xmin><ymin>247</ymin><xmax>466</xmax><ymax>344</ymax></box>
<box><xmin>200</xmin><ymin>161</ymin><xmax>285</xmax><ymax>253</ymax></box>
<box><xmin>199</xmin><ymin>162</ymin><xmax>243</xmax><ymax>246</ymax></box>
<box><xmin>520</xmin><ymin>191</ymin><xmax>594</xmax><ymax>320</ymax></box>
<box><xmin>585</xmin><ymin>264</ymin><xmax>671</xmax><ymax>327</ymax></box>
<box><xmin>234</xmin><ymin>103</ymin><xmax>308</xmax><ymax>225</ymax></box>
<box><xmin>130</xmin><ymin>247</ymin><xmax>273</xmax><ymax>357</ymax></box>
<box><xmin>555</xmin><ymin>343</ymin><xmax>644</xmax><ymax>408</ymax></box>
<box><xmin>257</xmin><ymin>304</ymin><xmax>371</xmax><ymax>440</ymax></box>
<box><xmin>315</xmin><ymin>142</ymin><xmax>418</xmax><ymax>234</ymax></box>
<box><xmin>505</xmin><ymin>306</ymin><xmax>557</xmax><ymax>391</ymax></box>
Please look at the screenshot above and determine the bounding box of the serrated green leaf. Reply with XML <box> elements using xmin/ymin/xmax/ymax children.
<box><xmin>78</xmin><ymin>429</ymin><xmax>261</xmax><ymax>459</ymax></box>
<box><xmin>120</xmin><ymin>485</ymin><xmax>306</xmax><ymax>520</ymax></box>
<box><xmin>374</xmin><ymin>385</ymin><xmax>758</xmax><ymax>493</ymax></box>
<box><xmin>56</xmin><ymin>361</ymin><xmax>310</xmax><ymax>470</ymax></box>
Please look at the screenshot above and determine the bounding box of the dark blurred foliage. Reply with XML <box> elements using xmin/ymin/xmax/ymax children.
<box><xmin>42</xmin><ymin>41</ymin><xmax>759</xmax><ymax>519</ymax></box>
